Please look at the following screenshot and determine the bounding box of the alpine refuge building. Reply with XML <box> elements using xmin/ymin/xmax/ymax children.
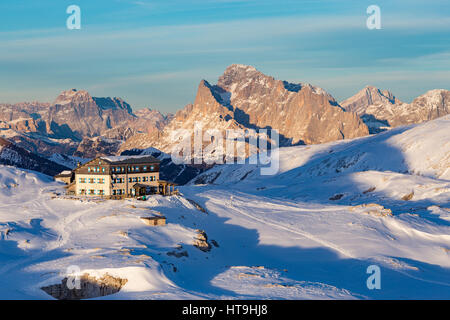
<box><xmin>64</xmin><ymin>155</ymin><xmax>177</xmax><ymax>198</ymax></box>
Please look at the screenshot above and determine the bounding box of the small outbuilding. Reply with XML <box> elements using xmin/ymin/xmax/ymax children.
<box><xmin>54</xmin><ymin>171</ymin><xmax>74</xmax><ymax>185</ymax></box>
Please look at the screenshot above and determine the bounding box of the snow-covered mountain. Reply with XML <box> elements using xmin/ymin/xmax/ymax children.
<box><xmin>191</xmin><ymin>114</ymin><xmax>450</xmax><ymax>186</ymax></box>
<box><xmin>341</xmin><ymin>86</ymin><xmax>450</xmax><ymax>133</ymax></box>
<box><xmin>0</xmin><ymin>137</ymin><xmax>70</xmax><ymax>176</ymax></box>
<box><xmin>48</xmin><ymin>153</ymin><xmax>89</xmax><ymax>169</ymax></box>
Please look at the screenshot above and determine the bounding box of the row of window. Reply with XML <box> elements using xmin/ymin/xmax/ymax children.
<box><xmin>87</xmin><ymin>167</ymin><xmax>106</xmax><ymax>173</ymax></box>
<box><xmin>79</xmin><ymin>189</ymin><xmax>105</xmax><ymax>195</ymax></box>
<box><xmin>86</xmin><ymin>166</ymin><xmax>156</xmax><ymax>173</ymax></box>
<box><xmin>112</xmin><ymin>189</ymin><xmax>127</xmax><ymax>195</ymax></box>
<box><xmin>112</xmin><ymin>165</ymin><xmax>156</xmax><ymax>173</ymax></box>
<box><xmin>79</xmin><ymin>178</ymin><xmax>105</xmax><ymax>184</ymax></box>
<box><xmin>112</xmin><ymin>176</ymin><xmax>157</xmax><ymax>183</ymax></box>
<box><xmin>78</xmin><ymin>176</ymin><xmax>157</xmax><ymax>184</ymax></box>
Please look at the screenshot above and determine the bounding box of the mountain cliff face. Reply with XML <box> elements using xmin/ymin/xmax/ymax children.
<box><xmin>0</xmin><ymin>137</ymin><xmax>70</xmax><ymax>176</ymax></box>
<box><xmin>119</xmin><ymin>65</ymin><xmax>369</xmax><ymax>157</ymax></box>
<box><xmin>216</xmin><ymin>64</ymin><xmax>369</xmax><ymax>144</ymax></box>
<box><xmin>341</xmin><ymin>86</ymin><xmax>450</xmax><ymax>132</ymax></box>
<box><xmin>119</xmin><ymin>79</ymin><xmax>260</xmax><ymax>160</ymax></box>
<box><xmin>0</xmin><ymin>90</ymin><xmax>170</xmax><ymax>157</ymax></box>
<box><xmin>0</xmin><ymin>89</ymin><xmax>137</xmax><ymax>140</ymax></box>
<box><xmin>49</xmin><ymin>89</ymin><xmax>135</xmax><ymax>138</ymax></box>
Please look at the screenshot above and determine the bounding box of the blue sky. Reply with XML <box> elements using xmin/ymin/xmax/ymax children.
<box><xmin>0</xmin><ymin>0</ymin><xmax>449</xmax><ymax>113</ymax></box>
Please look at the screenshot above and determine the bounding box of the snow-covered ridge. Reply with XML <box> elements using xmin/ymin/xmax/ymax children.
<box><xmin>191</xmin><ymin>114</ymin><xmax>450</xmax><ymax>185</ymax></box>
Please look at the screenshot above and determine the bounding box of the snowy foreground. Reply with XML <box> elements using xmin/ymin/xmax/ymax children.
<box><xmin>0</xmin><ymin>117</ymin><xmax>449</xmax><ymax>299</ymax></box>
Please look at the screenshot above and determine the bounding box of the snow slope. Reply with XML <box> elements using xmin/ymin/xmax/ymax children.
<box><xmin>0</xmin><ymin>116</ymin><xmax>449</xmax><ymax>299</ymax></box>
<box><xmin>0</xmin><ymin>166</ymin><xmax>357</xmax><ymax>299</ymax></box>
<box><xmin>191</xmin><ymin>114</ymin><xmax>450</xmax><ymax>185</ymax></box>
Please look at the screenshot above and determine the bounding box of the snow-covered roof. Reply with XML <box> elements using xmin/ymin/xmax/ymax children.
<box><xmin>55</xmin><ymin>170</ymin><xmax>72</xmax><ymax>176</ymax></box>
<box><xmin>99</xmin><ymin>155</ymin><xmax>159</xmax><ymax>164</ymax></box>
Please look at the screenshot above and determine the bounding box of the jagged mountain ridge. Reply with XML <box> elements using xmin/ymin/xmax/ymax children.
<box><xmin>190</xmin><ymin>114</ymin><xmax>450</xmax><ymax>185</ymax></box>
<box><xmin>1</xmin><ymin>64</ymin><xmax>449</xmax><ymax>168</ymax></box>
<box><xmin>216</xmin><ymin>64</ymin><xmax>369</xmax><ymax>144</ymax></box>
<box><xmin>341</xmin><ymin>86</ymin><xmax>450</xmax><ymax>133</ymax></box>
<box><xmin>0</xmin><ymin>90</ymin><xmax>171</xmax><ymax>157</ymax></box>
<box><xmin>119</xmin><ymin>65</ymin><xmax>369</xmax><ymax>157</ymax></box>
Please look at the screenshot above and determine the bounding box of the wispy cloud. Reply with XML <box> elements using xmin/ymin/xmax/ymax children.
<box><xmin>0</xmin><ymin>1</ymin><xmax>449</xmax><ymax>111</ymax></box>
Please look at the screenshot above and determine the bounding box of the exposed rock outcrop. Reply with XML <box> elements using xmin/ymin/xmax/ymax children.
<box><xmin>193</xmin><ymin>229</ymin><xmax>212</xmax><ymax>252</ymax></box>
<box><xmin>41</xmin><ymin>273</ymin><xmax>127</xmax><ymax>300</ymax></box>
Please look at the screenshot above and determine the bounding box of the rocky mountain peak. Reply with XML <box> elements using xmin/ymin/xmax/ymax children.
<box><xmin>223</xmin><ymin>64</ymin><xmax>258</xmax><ymax>76</ymax></box>
<box><xmin>340</xmin><ymin>86</ymin><xmax>401</xmax><ymax>115</ymax></box>
<box><xmin>218</xmin><ymin>64</ymin><xmax>275</xmax><ymax>94</ymax></box>
<box><xmin>341</xmin><ymin>86</ymin><xmax>450</xmax><ymax>133</ymax></box>
<box><xmin>409</xmin><ymin>89</ymin><xmax>450</xmax><ymax>117</ymax></box>
<box><xmin>54</xmin><ymin>89</ymin><xmax>94</xmax><ymax>105</ymax></box>
<box><xmin>413</xmin><ymin>89</ymin><xmax>449</xmax><ymax>105</ymax></box>
<box><xmin>215</xmin><ymin>65</ymin><xmax>368</xmax><ymax>145</ymax></box>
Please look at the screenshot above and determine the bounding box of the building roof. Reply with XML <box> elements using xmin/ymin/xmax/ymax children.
<box><xmin>55</xmin><ymin>170</ymin><xmax>73</xmax><ymax>177</ymax></box>
<box><xmin>99</xmin><ymin>155</ymin><xmax>160</xmax><ymax>165</ymax></box>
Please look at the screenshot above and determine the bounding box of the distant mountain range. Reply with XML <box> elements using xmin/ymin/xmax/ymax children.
<box><xmin>0</xmin><ymin>64</ymin><xmax>449</xmax><ymax>181</ymax></box>
<box><xmin>0</xmin><ymin>89</ymin><xmax>172</xmax><ymax>157</ymax></box>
